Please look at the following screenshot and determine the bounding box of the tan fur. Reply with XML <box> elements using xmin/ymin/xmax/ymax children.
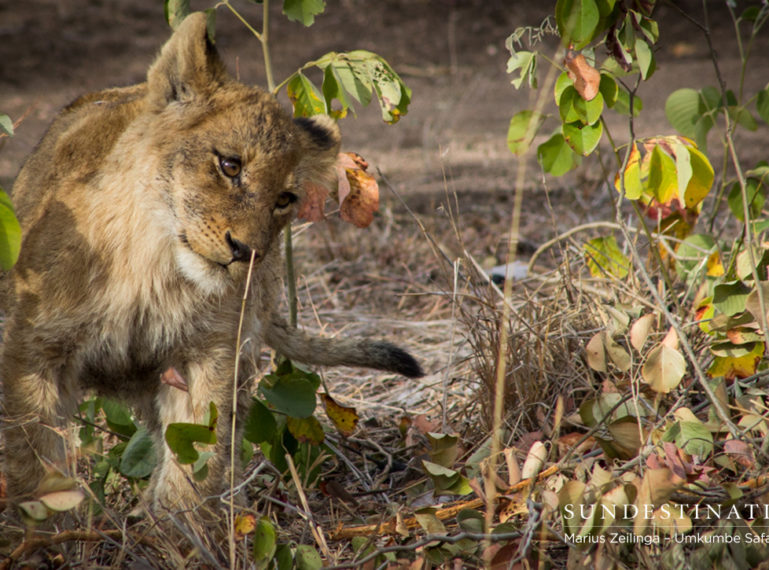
<box><xmin>2</xmin><ymin>13</ymin><xmax>421</xmax><ymax>514</ymax></box>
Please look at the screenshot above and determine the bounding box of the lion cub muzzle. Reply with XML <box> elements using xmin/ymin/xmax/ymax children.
<box><xmin>225</xmin><ymin>230</ymin><xmax>254</xmax><ymax>264</ymax></box>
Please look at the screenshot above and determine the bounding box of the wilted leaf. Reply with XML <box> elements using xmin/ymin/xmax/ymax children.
<box><xmin>633</xmin><ymin>468</ymin><xmax>682</xmax><ymax>534</ymax></box>
<box><xmin>19</xmin><ymin>500</ymin><xmax>48</xmax><ymax>521</ymax></box>
<box><xmin>565</xmin><ymin>51</ymin><xmax>600</xmax><ymax>101</ymax></box>
<box><xmin>427</xmin><ymin>432</ymin><xmax>460</xmax><ymax>468</ymax></box>
<box><xmin>585</xmin><ymin>332</ymin><xmax>607</xmax><ymax>372</ymax></box>
<box><xmin>287</xmin><ymin>416</ymin><xmax>325</xmax><ymax>445</ymax></box>
<box><xmin>39</xmin><ymin>489</ymin><xmax>85</xmax><ymax>512</ymax></box>
<box><xmin>642</xmin><ymin>344</ymin><xmax>686</xmax><ymax>393</ymax></box>
<box><xmin>520</xmin><ymin>441</ymin><xmax>547</xmax><ymax>479</ymax></box>
<box><xmin>630</xmin><ymin>313</ymin><xmax>656</xmax><ymax>352</ymax></box>
<box><xmin>605</xmin><ymin>418</ymin><xmax>644</xmax><ymax>459</ymax></box>
<box><xmin>319</xmin><ymin>479</ymin><xmax>359</xmax><ymax>506</ymax></box>
<box><xmin>724</xmin><ymin>438</ymin><xmax>755</xmax><ymax>469</ymax></box>
<box><xmin>415</xmin><ymin>507</ymin><xmax>447</xmax><ymax>534</ymax></box>
<box><xmin>652</xmin><ymin>503</ymin><xmax>692</xmax><ymax>535</ymax></box>
<box><xmin>321</xmin><ymin>392</ymin><xmax>359</xmax><ymax>437</ymax></box>
<box><xmin>337</xmin><ymin>153</ymin><xmax>379</xmax><ymax>228</ymax></box>
<box><xmin>234</xmin><ymin>513</ymin><xmax>256</xmax><ymax>540</ymax></box>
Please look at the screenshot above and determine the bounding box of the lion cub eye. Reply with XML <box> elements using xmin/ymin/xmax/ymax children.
<box><xmin>219</xmin><ymin>156</ymin><xmax>242</xmax><ymax>178</ymax></box>
<box><xmin>275</xmin><ymin>192</ymin><xmax>298</xmax><ymax>209</ymax></box>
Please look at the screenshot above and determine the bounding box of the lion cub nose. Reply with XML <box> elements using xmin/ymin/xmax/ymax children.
<box><xmin>225</xmin><ymin>231</ymin><xmax>253</xmax><ymax>263</ymax></box>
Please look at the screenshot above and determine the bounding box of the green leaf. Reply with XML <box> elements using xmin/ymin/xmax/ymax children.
<box><xmin>274</xmin><ymin>544</ymin><xmax>294</xmax><ymax>570</ymax></box>
<box><xmin>244</xmin><ymin>398</ymin><xmax>278</xmax><ymax>444</ymax></box>
<box><xmin>286</xmin><ymin>72</ymin><xmax>326</xmax><ymax>117</ymax></box>
<box><xmin>583</xmin><ymin>235</ymin><xmax>630</xmax><ymax>279</ymax></box>
<box><xmin>713</xmin><ymin>281</ymin><xmax>752</xmax><ymax>316</ymax></box>
<box><xmin>282</xmin><ymin>0</ymin><xmax>325</xmax><ymax>26</ymax></box>
<box><xmin>674</xmin><ymin>234</ymin><xmax>718</xmax><ymax>280</ymax></box>
<box><xmin>559</xmin><ymin>86</ymin><xmax>604</xmax><ymax>124</ymax></box>
<box><xmin>0</xmin><ymin>114</ymin><xmax>13</xmax><ymax>136</ymax></box>
<box><xmin>757</xmin><ymin>89</ymin><xmax>769</xmax><ymax>125</ymax></box>
<box><xmin>677</xmin><ymin>420</ymin><xmax>714</xmax><ymax>457</ymax></box>
<box><xmin>506</xmin><ymin>51</ymin><xmax>537</xmax><ymax>89</ymax></box>
<box><xmin>165</xmin><ymin>406</ymin><xmax>217</xmax><ymax>464</ymax></box>
<box><xmin>119</xmin><ymin>426</ymin><xmax>156</xmax><ymax>479</ymax></box>
<box><xmin>563</xmin><ymin>120</ymin><xmax>603</xmax><ymax>155</ymax></box>
<box><xmin>456</xmin><ymin>509</ymin><xmax>485</xmax><ymax>534</ymax></box>
<box><xmin>100</xmin><ymin>399</ymin><xmax>137</xmax><ymax>438</ymax></box>
<box><xmin>259</xmin><ymin>368</ymin><xmax>319</xmax><ymax>418</ymax></box>
<box><xmin>554</xmin><ymin>72</ymin><xmax>573</xmax><ymax>104</ymax></box>
<box><xmin>295</xmin><ymin>544</ymin><xmax>323</xmax><ymax>570</ymax></box>
<box><xmin>642</xmin><ymin>344</ymin><xmax>686</xmax><ymax>393</ymax></box>
<box><xmin>538</xmin><ymin>133</ymin><xmax>580</xmax><ymax>176</ymax></box>
<box><xmin>507</xmin><ymin>110</ymin><xmax>545</xmax><ymax>155</ymax></box>
<box><xmin>0</xmin><ymin>188</ymin><xmax>21</xmax><ymax>270</ymax></box>
<box><xmin>598</xmin><ymin>74</ymin><xmax>618</xmax><ymax>107</ymax></box>
<box><xmin>253</xmin><ymin>517</ymin><xmax>277</xmax><ymax>569</ymax></box>
<box><xmin>321</xmin><ymin>65</ymin><xmax>351</xmax><ymax>119</ymax></box>
<box><xmin>634</xmin><ymin>37</ymin><xmax>655</xmax><ymax>80</ymax></box>
<box><xmin>164</xmin><ymin>0</ymin><xmax>191</xmax><ymax>29</ymax></box>
<box><xmin>729</xmin><ymin>179</ymin><xmax>765</xmax><ymax>222</ymax></box>
<box><xmin>665</xmin><ymin>88</ymin><xmax>700</xmax><ymax>138</ymax></box>
<box><xmin>556</xmin><ymin>0</ymin><xmax>601</xmax><ymax>49</ymax></box>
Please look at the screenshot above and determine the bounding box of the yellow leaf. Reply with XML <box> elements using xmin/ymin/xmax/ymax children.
<box><xmin>321</xmin><ymin>393</ymin><xmax>359</xmax><ymax>437</ymax></box>
<box><xmin>286</xmin><ymin>416</ymin><xmax>325</xmax><ymax>445</ymax></box>
<box><xmin>682</xmin><ymin>145</ymin><xmax>714</xmax><ymax>209</ymax></box>
<box><xmin>234</xmin><ymin>513</ymin><xmax>257</xmax><ymax>540</ymax></box>
<box><xmin>708</xmin><ymin>343</ymin><xmax>763</xmax><ymax>380</ymax></box>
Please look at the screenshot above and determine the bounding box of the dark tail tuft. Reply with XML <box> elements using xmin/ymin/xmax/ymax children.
<box><xmin>370</xmin><ymin>341</ymin><xmax>425</xmax><ymax>378</ymax></box>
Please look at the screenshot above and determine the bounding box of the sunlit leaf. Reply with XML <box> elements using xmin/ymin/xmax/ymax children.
<box><xmin>507</xmin><ymin>110</ymin><xmax>545</xmax><ymax>155</ymax></box>
<box><xmin>634</xmin><ymin>37</ymin><xmax>655</xmax><ymax>79</ymax></box>
<box><xmin>647</xmin><ymin>144</ymin><xmax>678</xmax><ymax>204</ymax></box>
<box><xmin>563</xmin><ymin>119</ymin><xmax>603</xmax><ymax>155</ymax></box>
<box><xmin>321</xmin><ymin>392</ymin><xmax>359</xmax><ymax>437</ymax></box>
<box><xmin>556</xmin><ymin>0</ymin><xmax>600</xmax><ymax>49</ymax></box>
<box><xmin>234</xmin><ymin>513</ymin><xmax>256</xmax><ymax>540</ymax></box>
<box><xmin>19</xmin><ymin>501</ymin><xmax>49</xmax><ymax>521</ymax></box>
<box><xmin>506</xmin><ymin>50</ymin><xmax>538</xmax><ymax>89</ymax></box>
<box><xmin>0</xmin><ymin>114</ymin><xmax>13</xmax><ymax>136</ymax></box>
<box><xmin>584</xmin><ymin>235</ymin><xmax>630</xmax><ymax>279</ymax></box>
<box><xmin>287</xmin><ymin>72</ymin><xmax>326</xmax><ymax>117</ymax></box>
<box><xmin>630</xmin><ymin>313</ymin><xmax>656</xmax><ymax>352</ymax></box>
<box><xmin>282</xmin><ymin>0</ymin><xmax>325</xmax><ymax>26</ymax></box>
<box><xmin>642</xmin><ymin>344</ymin><xmax>686</xmax><ymax>393</ymax></box>
<box><xmin>681</xmin><ymin>144</ymin><xmax>714</xmax><ymax>208</ymax></box>
<box><xmin>337</xmin><ymin>152</ymin><xmax>379</xmax><ymax>228</ymax></box>
<box><xmin>39</xmin><ymin>489</ymin><xmax>85</xmax><ymax>512</ymax></box>
<box><xmin>713</xmin><ymin>280</ymin><xmax>752</xmax><ymax>316</ymax></box>
<box><xmin>521</xmin><ymin>441</ymin><xmax>547</xmax><ymax>479</ymax></box>
<box><xmin>652</xmin><ymin>503</ymin><xmax>692</xmax><ymax>535</ymax></box>
<box><xmin>614</xmin><ymin>142</ymin><xmax>642</xmax><ymax>199</ymax></box>
<box><xmin>0</xmin><ymin>188</ymin><xmax>21</xmax><ymax>270</ymax></box>
<box><xmin>708</xmin><ymin>344</ymin><xmax>763</xmax><ymax>380</ymax></box>
<box><xmin>538</xmin><ymin>133</ymin><xmax>581</xmax><ymax>176</ymax></box>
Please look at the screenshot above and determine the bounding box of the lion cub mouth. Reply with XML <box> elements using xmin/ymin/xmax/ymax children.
<box><xmin>178</xmin><ymin>232</ymin><xmax>257</xmax><ymax>269</ymax></box>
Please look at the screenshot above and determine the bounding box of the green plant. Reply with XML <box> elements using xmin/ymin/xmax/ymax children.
<box><xmin>0</xmin><ymin>112</ymin><xmax>21</xmax><ymax>271</ymax></box>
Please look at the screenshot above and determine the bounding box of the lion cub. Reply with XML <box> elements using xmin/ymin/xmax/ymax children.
<box><xmin>2</xmin><ymin>13</ymin><xmax>422</xmax><ymax>513</ymax></box>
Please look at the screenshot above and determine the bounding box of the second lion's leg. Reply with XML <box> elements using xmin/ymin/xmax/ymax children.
<box><xmin>151</xmin><ymin>352</ymin><xmax>252</xmax><ymax>517</ymax></box>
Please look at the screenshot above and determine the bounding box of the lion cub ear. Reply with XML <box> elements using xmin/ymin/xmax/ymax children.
<box><xmin>147</xmin><ymin>12</ymin><xmax>228</xmax><ymax>108</ymax></box>
<box><xmin>294</xmin><ymin>115</ymin><xmax>342</xmax><ymax>190</ymax></box>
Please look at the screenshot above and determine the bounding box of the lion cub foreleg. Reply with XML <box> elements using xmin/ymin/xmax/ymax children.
<box><xmin>151</xmin><ymin>348</ymin><xmax>251</xmax><ymax>517</ymax></box>
<box><xmin>2</xmin><ymin>340</ymin><xmax>80</xmax><ymax>499</ymax></box>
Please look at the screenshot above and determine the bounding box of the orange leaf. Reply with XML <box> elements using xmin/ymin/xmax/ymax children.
<box><xmin>565</xmin><ymin>51</ymin><xmax>600</xmax><ymax>101</ymax></box>
<box><xmin>297</xmin><ymin>182</ymin><xmax>329</xmax><ymax>222</ymax></box>
<box><xmin>336</xmin><ymin>152</ymin><xmax>379</xmax><ymax>228</ymax></box>
<box><xmin>234</xmin><ymin>513</ymin><xmax>256</xmax><ymax>540</ymax></box>
<box><xmin>321</xmin><ymin>392</ymin><xmax>359</xmax><ymax>437</ymax></box>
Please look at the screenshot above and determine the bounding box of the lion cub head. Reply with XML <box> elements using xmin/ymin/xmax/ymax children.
<box><xmin>141</xmin><ymin>13</ymin><xmax>339</xmax><ymax>292</ymax></box>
